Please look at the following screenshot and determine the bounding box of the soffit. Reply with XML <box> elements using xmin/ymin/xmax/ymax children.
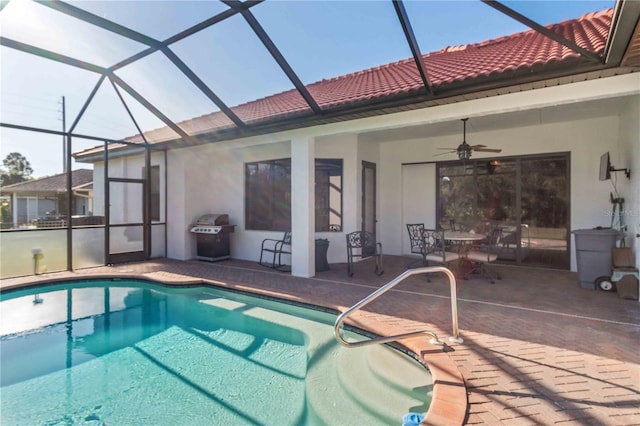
<box><xmin>360</xmin><ymin>95</ymin><xmax>635</xmax><ymax>143</ymax></box>
<box><xmin>621</xmin><ymin>17</ymin><xmax>640</xmax><ymax>66</ymax></box>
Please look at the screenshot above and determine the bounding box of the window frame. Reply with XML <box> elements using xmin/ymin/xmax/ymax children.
<box><xmin>244</xmin><ymin>157</ymin><xmax>343</xmax><ymax>232</ymax></box>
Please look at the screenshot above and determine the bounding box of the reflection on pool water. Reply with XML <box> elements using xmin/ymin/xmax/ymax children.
<box><xmin>1</xmin><ymin>280</ymin><xmax>432</xmax><ymax>425</ymax></box>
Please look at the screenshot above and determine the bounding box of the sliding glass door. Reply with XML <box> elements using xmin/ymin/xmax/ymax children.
<box><xmin>520</xmin><ymin>156</ymin><xmax>569</xmax><ymax>268</ymax></box>
<box><xmin>437</xmin><ymin>153</ymin><xmax>569</xmax><ymax>269</ymax></box>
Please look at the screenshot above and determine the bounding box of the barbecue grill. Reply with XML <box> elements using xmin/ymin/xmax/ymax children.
<box><xmin>190</xmin><ymin>214</ymin><xmax>235</xmax><ymax>262</ymax></box>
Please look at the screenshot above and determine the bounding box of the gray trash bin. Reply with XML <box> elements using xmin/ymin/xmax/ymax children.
<box><xmin>572</xmin><ymin>228</ymin><xmax>621</xmax><ymax>289</ymax></box>
<box><xmin>315</xmin><ymin>238</ymin><xmax>330</xmax><ymax>272</ymax></box>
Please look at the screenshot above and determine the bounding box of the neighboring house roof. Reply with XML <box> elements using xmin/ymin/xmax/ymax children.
<box><xmin>0</xmin><ymin>169</ymin><xmax>93</xmax><ymax>194</ymax></box>
<box><xmin>74</xmin><ymin>8</ymin><xmax>624</xmax><ymax>159</ymax></box>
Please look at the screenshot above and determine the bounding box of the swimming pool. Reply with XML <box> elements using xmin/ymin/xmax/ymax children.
<box><xmin>1</xmin><ymin>279</ymin><xmax>432</xmax><ymax>425</ymax></box>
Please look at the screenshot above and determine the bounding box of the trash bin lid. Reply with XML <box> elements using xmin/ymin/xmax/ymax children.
<box><xmin>571</xmin><ymin>228</ymin><xmax>622</xmax><ymax>236</ymax></box>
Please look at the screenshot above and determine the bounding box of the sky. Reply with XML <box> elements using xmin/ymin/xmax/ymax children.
<box><xmin>0</xmin><ymin>0</ymin><xmax>615</xmax><ymax>178</ymax></box>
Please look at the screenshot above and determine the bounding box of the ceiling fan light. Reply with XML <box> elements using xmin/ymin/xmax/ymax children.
<box><xmin>458</xmin><ymin>148</ymin><xmax>471</xmax><ymax>160</ymax></box>
<box><xmin>440</xmin><ymin>118</ymin><xmax>499</xmax><ymax>161</ymax></box>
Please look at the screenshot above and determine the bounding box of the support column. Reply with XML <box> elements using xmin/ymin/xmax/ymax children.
<box><xmin>291</xmin><ymin>136</ymin><xmax>315</xmax><ymax>277</ymax></box>
<box><xmin>66</xmin><ymin>134</ymin><xmax>72</xmax><ymax>271</ymax></box>
<box><xmin>166</xmin><ymin>151</ymin><xmax>190</xmax><ymax>260</ymax></box>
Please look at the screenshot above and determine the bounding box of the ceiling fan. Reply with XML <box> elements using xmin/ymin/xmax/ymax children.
<box><xmin>436</xmin><ymin>118</ymin><xmax>502</xmax><ymax>160</ymax></box>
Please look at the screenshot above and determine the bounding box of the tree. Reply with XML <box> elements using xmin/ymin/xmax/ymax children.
<box><xmin>0</xmin><ymin>152</ymin><xmax>33</xmax><ymax>186</ymax></box>
<box><xmin>0</xmin><ymin>198</ymin><xmax>11</xmax><ymax>228</ymax></box>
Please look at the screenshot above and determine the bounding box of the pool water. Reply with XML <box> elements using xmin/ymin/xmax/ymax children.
<box><xmin>0</xmin><ymin>280</ymin><xmax>432</xmax><ymax>425</ymax></box>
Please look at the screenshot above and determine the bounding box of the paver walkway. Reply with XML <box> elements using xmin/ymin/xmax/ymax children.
<box><xmin>2</xmin><ymin>256</ymin><xmax>639</xmax><ymax>425</ymax></box>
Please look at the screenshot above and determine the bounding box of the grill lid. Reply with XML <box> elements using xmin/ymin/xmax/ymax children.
<box><xmin>190</xmin><ymin>214</ymin><xmax>235</xmax><ymax>234</ymax></box>
<box><xmin>195</xmin><ymin>214</ymin><xmax>229</xmax><ymax>226</ymax></box>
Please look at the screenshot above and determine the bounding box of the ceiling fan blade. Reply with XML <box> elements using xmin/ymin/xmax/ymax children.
<box><xmin>436</xmin><ymin>148</ymin><xmax>456</xmax><ymax>150</ymax></box>
<box><xmin>433</xmin><ymin>151</ymin><xmax>455</xmax><ymax>157</ymax></box>
<box><xmin>469</xmin><ymin>144</ymin><xmax>487</xmax><ymax>149</ymax></box>
<box><xmin>474</xmin><ymin>148</ymin><xmax>502</xmax><ymax>153</ymax></box>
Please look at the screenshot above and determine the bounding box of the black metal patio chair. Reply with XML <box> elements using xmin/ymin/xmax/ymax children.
<box><xmin>258</xmin><ymin>231</ymin><xmax>292</xmax><ymax>271</ymax></box>
<box><xmin>345</xmin><ymin>230</ymin><xmax>384</xmax><ymax>277</ymax></box>
<box><xmin>406</xmin><ymin>223</ymin><xmax>426</xmax><ymax>268</ymax></box>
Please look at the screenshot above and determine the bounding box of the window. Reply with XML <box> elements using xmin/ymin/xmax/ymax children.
<box><xmin>143</xmin><ymin>165</ymin><xmax>161</xmax><ymax>221</ymax></box>
<box><xmin>245</xmin><ymin>159</ymin><xmax>291</xmax><ymax>231</ymax></box>
<box><xmin>245</xmin><ymin>158</ymin><xmax>343</xmax><ymax>231</ymax></box>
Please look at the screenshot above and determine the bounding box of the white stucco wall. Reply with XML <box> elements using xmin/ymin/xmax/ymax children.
<box><xmin>166</xmin><ymin>149</ymin><xmax>190</xmax><ymax>260</ymax></box>
<box><xmin>399</xmin><ymin>163</ymin><xmax>437</xmax><ymax>255</ymax></box>
<box><xmin>616</xmin><ymin>95</ymin><xmax>640</xmax><ymax>268</ymax></box>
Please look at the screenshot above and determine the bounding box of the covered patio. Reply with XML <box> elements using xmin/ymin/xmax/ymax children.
<box><xmin>2</xmin><ymin>257</ymin><xmax>638</xmax><ymax>424</ymax></box>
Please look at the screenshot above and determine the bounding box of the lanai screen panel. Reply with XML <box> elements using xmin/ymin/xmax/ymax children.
<box><xmin>170</xmin><ymin>11</ymin><xmax>306</xmax><ymax>123</ymax></box>
<box><xmin>405</xmin><ymin>1</ymin><xmax>529</xmax><ymax>52</ymax></box>
<box><xmin>253</xmin><ymin>1</ymin><xmax>413</xmax><ymax>86</ymax></box>
<box><xmin>501</xmin><ymin>0</ymin><xmax>615</xmax><ymax>26</ymax></box>
<box><xmin>67</xmin><ymin>0</ymin><xmax>229</xmax><ymax>41</ymax></box>
<box><xmin>0</xmin><ymin>0</ymin><xmax>146</xmax><ymax>67</ymax></box>
<box><xmin>0</xmin><ymin>52</ymin><xmax>103</xmax><ymax>133</ymax></box>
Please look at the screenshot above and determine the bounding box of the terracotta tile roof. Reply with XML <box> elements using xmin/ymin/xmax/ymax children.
<box><xmin>94</xmin><ymin>9</ymin><xmax>614</xmax><ymax>147</ymax></box>
<box><xmin>0</xmin><ymin>169</ymin><xmax>93</xmax><ymax>193</ymax></box>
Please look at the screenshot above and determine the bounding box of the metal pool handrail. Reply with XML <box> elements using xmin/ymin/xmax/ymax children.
<box><xmin>334</xmin><ymin>266</ymin><xmax>463</xmax><ymax>348</ymax></box>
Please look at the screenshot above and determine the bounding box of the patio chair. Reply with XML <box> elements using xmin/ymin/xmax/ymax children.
<box><xmin>421</xmin><ymin>228</ymin><xmax>461</xmax><ymax>269</ymax></box>
<box><xmin>259</xmin><ymin>231</ymin><xmax>292</xmax><ymax>271</ymax></box>
<box><xmin>345</xmin><ymin>231</ymin><xmax>384</xmax><ymax>277</ymax></box>
<box><xmin>406</xmin><ymin>223</ymin><xmax>426</xmax><ymax>268</ymax></box>
<box><xmin>464</xmin><ymin>225</ymin><xmax>502</xmax><ymax>283</ymax></box>
<box><xmin>493</xmin><ymin>224</ymin><xmax>530</xmax><ymax>261</ymax></box>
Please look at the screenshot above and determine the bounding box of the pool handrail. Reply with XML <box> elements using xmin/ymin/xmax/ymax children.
<box><xmin>334</xmin><ymin>266</ymin><xmax>462</xmax><ymax>348</ymax></box>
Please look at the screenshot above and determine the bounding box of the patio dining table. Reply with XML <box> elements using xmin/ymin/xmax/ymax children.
<box><xmin>444</xmin><ymin>231</ymin><xmax>486</xmax><ymax>244</ymax></box>
<box><xmin>443</xmin><ymin>231</ymin><xmax>486</xmax><ymax>277</ymax></box>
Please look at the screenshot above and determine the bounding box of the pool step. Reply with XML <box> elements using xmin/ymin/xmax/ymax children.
<box><xmin>336</xmin><ymin>344</ymin><xmax>431</xmax><ymax>418</ymax></box>
<box><xmin>364</xmin><ymin>344</ymin><xmax>433</xmax><ymax>400</ymax></box>
<box><xmin>305</xmin><ymin>341</ymin><xmax>431</xmax><ymax>425</ymax></box>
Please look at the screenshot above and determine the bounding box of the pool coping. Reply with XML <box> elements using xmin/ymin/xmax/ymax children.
<box><xmin>0</xmin><ymin>271</ymin><xmax>468</xmax><ymax>426</ymax></box>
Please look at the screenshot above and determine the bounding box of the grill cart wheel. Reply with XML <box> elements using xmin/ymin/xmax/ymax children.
<box><xmin>595</xmin><ymin>276</ymin><xmax>616</xmax><ymax>292</ymax></box>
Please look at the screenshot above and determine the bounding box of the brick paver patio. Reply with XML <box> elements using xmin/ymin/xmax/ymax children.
<box><xmin>1</xmin><ymin>256</ymin><xmax>639</xmax><ymax>425</ymax></box>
